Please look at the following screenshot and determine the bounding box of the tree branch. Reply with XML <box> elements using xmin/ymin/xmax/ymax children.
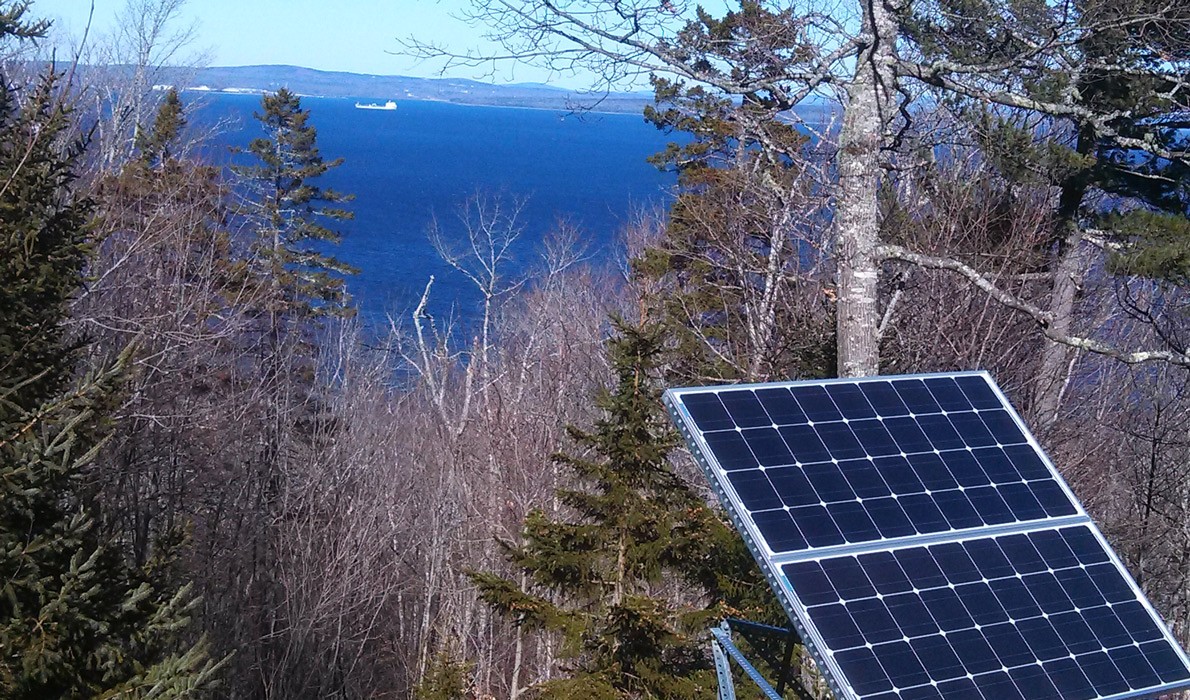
<box><xmin>876</xmin><ymin>243</ymin><xmax>1190</xmax><ymax>365</ymax></box>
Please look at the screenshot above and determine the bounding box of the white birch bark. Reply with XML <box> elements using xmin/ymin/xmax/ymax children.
<box><xmin>834</xmin><ymin>0</ymin><xmax>898</xmax><ymax>377</ymax></box>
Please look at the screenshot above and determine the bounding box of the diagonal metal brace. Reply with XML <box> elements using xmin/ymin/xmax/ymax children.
<box><xmin>710</xmin><ymin>622</ymin><xmax>784</xmax><ymax>700</ymax></box>
<box><xmin>711</xmin><ymin>619</ymin><xmax>818</xmax><ymax>700</ymax></box>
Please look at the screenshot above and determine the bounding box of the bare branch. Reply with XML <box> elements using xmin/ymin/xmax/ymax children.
<box><xmin>878</xmin><ymin>243</ymin><xmax>1190</xmax><ymax>365</ymax></box>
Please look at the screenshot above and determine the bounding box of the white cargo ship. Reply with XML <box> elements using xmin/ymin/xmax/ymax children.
<box><xmin>355</xmin><ymin>100</ymin><xmax>397</xmax><ymax>111</ymax></box>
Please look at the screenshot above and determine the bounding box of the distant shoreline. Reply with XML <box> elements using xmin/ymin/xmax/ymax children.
<box><xmin>137</xmin><ymin>64</ymin><xmax>656</xmax><ymax>115</ymax></box>
<box><xmin>113</xmin><ymin>63</ymin><xmax>828</xmax><ymax>115</ymax></box>
<box><xmin>175</xmin><ymin>86</ymin><xmax>653</xmax><ymax>117</ymax></box>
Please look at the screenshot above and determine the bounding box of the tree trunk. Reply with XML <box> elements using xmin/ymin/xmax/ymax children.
<box><xmin>1033</xmin><ymin>129</ymin><xmax>1094</xmax><ymax>429</ymax></box>
<box><xmin>834</xmin><ymin>0</ymin><xmax>897</xmax><ymax>378</ymax></box>
<box><xmin>1032</xmin><ymin>226</ymin><xmax>1089</xmax><ymax>429</ymax></box>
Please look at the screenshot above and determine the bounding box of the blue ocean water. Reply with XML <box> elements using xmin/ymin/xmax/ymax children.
<box><xmin>194</xmin><ymin>93</ymin><xmax>677</xmax><ymax>329</ymax></box>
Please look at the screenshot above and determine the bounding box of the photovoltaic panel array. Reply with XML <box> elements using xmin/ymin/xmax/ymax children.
<box><xmin>664</xmin><ymin>372</ymin><xmax>1190</xmax><ymax>700</ymax></box>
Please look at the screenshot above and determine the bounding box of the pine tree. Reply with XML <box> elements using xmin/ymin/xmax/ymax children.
<box><xmin>471</xmin><ymin>320</ymin><xmax>720</xmax><ymax>699</ymax></box>
<box><xmin>0</xmin><ymin>62</ymin><xmax>220</xmax><ymax>699</ymax></box>
<box><xmin>233</xmin><ymin>87</ymin><xmax>356</xmax><ymax>320</ymax></box>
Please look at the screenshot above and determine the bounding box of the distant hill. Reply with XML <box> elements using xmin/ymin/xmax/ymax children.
<box><xmin>162</xmin><ymin>64</ymin><xmax>657</xmax><ymax>113</ymax></box>
<box><xmin>71</xmin><ymin>63</ymin><xmax>834</xmax><ymax>118</ymax></box>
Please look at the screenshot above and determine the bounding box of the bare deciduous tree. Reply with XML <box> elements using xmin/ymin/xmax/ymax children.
<box><xmin>81</xmin><ymin>0</ymin><xmax>205</xmax><ymax>170</ymax></box>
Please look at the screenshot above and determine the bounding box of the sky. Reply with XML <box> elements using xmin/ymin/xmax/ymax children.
<box><xmin>35</xmin><ymin>0</ymin><xmax>585</xmax><ymax>87</ymax></box>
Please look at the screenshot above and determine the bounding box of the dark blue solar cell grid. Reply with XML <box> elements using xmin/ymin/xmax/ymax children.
<box><xmin>784</xmin><ymin>526</ymin><xmax>1190</xmax><ymax>700</ymax></box>
<box><xmin>679</xmin><ymin>375</ymin><xmax>1079</xmax><ymax>554</ymax></box>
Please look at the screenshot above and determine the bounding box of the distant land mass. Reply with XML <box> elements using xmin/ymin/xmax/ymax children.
<box><xmin>143</xmin><ymin>64</ymin><xmax>659</xmax><ymax>113</ymax></box>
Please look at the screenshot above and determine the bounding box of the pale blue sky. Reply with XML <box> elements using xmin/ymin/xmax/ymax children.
<box><xmin>36</xmin><ymin>0</ymin><xmax>580</xmax><ymax>85</ymax></box>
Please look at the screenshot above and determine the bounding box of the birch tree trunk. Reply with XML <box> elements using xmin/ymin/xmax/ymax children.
<box><xmin>834</xmin><ymin>0</ymin><xmax>898</xmax><ymax>378</ymax></box>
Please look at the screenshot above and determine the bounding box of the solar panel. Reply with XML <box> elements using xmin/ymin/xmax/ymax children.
<box><xmin>665</xmin><ymin>372</ymin><xmax>1190</xmax><ymax>700</ymax></box>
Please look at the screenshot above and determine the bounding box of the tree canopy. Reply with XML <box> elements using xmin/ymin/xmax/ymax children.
<box><xmin>471</xmin><ymin>321</ymin><xmax>723</xmax><ymax>698</ymax></box>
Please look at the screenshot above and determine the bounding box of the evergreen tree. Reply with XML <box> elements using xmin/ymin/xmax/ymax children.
<box><xmin>0</xmin><ymin>1</ymin><xmax>47</xmax><ymax>42</ymax></box>
<box><xmin>635</xmin><ymin>74</ymin><xmax>832</xmax><ymax>688</ymax></box>
<box><xmin>135</xmin><ymin>87</ymin><xmax>185</xmax><ymax>169</ymax></box>
<box><xmin>0</xmin><ymin>96</ymin><xmax>88</xmax><ymax>416</ymax></box>
<box><xmin>0</xmin><ymin>58</ymin><xmax>219</xmax><ymax>700</ymax></box>
<box><xmin>471</xmin><ymin>320</ymin><xmax>720</xmax><ymax>699</ymax></box>
<box><xmin>229</xmin><ymin>89</ymin><xmax>358</xmax><ymax>693</ymax></box>
<box><xmin>906</xmin><ymin>0</ymin><xmax>1190</xmax><ymax>274</ymax></box>
<box><xmin>638</xmin><ymin>67</ymin><xmax>837</xmax><ymax>383</ymax></box>
<box><xmin>233</xmin><ymin>87</ymin><xmax>356</xmax><ymax>320</ymax></box>
<box><xmin>413</xmin><ymin>653</ymin><xmax>473</xmax><ymax>700</ymax></box>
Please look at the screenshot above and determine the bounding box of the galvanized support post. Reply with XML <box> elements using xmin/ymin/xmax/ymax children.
<box><xmin>711</xmin><ymin>619</ymin><xmax>820</xmax><ymax>700</ymax></box>
<box><xmin>711</xmin><ymin>621</ymin><xmax>737</xmax><ymax>700</ymax></box>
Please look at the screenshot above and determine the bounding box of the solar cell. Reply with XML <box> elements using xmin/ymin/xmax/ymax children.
<box><xmin>665</xmin><ymin>372</ymin><xmax>1190</xmax><ymax>700</ymax></box>
<box><xmin>787</xmin><ymin>526</ymin><xmax>1186</xmax><ymax>698</ymax></box>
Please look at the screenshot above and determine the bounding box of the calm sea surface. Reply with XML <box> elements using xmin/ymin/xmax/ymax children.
<box><xmin>194</xmin><ymin>93</ymin><xmax>677</xmax><ymax>329</ymax></box>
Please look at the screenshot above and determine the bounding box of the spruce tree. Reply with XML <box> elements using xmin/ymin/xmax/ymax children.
<box><xmin>233</xmin><ymin>87</ymin><xmax>356</xmax><ymax>320</ymax></box>
<box><xmin>135</xmin><ymin>87</ymin><xmax>185</xmax><ymax>169</ymax></box>
<box><xmin>471</xmin><ymin>320</ymin><xmax>719</xmax><ymax>699</ymax></box>
<box><xmin>229</xmin><ymin>88</ymin><xmax>357</xmax><ymax>691</ymax></box>
<box><xmin>0</xmin><ymin>60</ymin><xmax>219</xmax><ymax>700</ymax></box>
<box><xmin>0</xmin><ymin>1</ymin><xmax>47</xmax><ymax>41</ymax></box>
<box><xmin>637</xmin><ymin>65</ymin><xmax>828</xmax><ymax>658</ymax></box>
<box><xmin>639</xmin><ymin>68</ymin><xmax>837</xmax><ymax>383</ymax></box>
